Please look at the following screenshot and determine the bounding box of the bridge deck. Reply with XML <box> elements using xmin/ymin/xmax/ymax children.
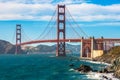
<box><xmin>19</xmin><ymin>38</ymin><xmax>120</xmax><ymax>45</ymax></box>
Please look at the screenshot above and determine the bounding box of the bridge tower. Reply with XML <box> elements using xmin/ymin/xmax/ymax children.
<box><xmin>15</xmin><ymin>24</ymin><xmax>21</xmax><ymax>54</ymax></box>
<box><xmin>56</xmin><ymin>5</ymin><xmax>66</xmax><ymax>56</ymax></box>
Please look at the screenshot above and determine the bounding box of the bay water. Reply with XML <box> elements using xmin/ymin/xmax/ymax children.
<box><xmin>0</xmin><ymin>54</ymin><xmax>105</xmax><ymax>80</ymax></box>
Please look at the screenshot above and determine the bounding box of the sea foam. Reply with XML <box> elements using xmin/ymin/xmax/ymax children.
<box><xmin>86</xmin><ymin>72</ymin><xmax>119</xmax><ymax>80</ymax></box>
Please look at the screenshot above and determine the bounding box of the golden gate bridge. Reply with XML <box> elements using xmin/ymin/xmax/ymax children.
<box><xmin>15</xmin><ymin>4</ymin><xmax>120</xmax><ymax>59</ymax></box>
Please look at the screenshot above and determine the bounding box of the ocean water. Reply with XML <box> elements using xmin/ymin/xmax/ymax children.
<box><xmin>0</xmin><ymin>54</ymin><xmax>105</xmax><ymax>80</ymax></box>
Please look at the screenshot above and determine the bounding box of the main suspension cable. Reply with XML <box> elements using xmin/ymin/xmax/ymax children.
<box><xmin>66</xmin><ymin>7</ymin><xmax>89</xmax><ymax>38</ymax></box>
<box><xmin>36</xmin><ymin>8</ymin><xmax>57</xmax><ymax>40</ymax></box>
<box><xmin>66</xmin><ymin>18</ymin><xmax>82</xmax><ymax>38</ymax></box>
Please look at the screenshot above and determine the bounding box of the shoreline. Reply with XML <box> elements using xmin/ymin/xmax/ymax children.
<box><xmin>87</xmin><ymin>72</ymin><xmax>119</xmax><ymax>80</ymax></box>
<box><xmin>79</xmin><ymin>59</ymin><xmax>119</xmax><ymax>80</ymax></box>
<box><xmin>69</xmin><ymin>67</ymin><xmax>119</xmax><ymax>80</ymax></box>
<box><xmin>80</xmin><ymin>59</ymin><xmax>112</xmax><ymax>66</ymax></box>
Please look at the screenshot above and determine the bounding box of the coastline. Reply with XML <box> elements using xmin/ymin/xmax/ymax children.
<box><xmin>87</xmin><ymin>72</ymin><xmax>119</xmax><ymax>80</ymax></box>
<box><xmin>77</xmin><ymin>59</ymin><xmax>119</xmax><ymax>80</ymax></box>
<box><xmin>80</xmin><ymin>59</ymin><xmax>112</xmax><ymax>66</ymax></box>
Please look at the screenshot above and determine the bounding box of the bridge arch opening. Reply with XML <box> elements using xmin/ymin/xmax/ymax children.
<box><xmin>82</xmin><ymin>44</ymin><xmax>91</xmax><ymax>58</ymax></box>
<box><xmin>84</xmin><ymin>47</ymin><xmax>91</xmax><ymax>58</ymax></box>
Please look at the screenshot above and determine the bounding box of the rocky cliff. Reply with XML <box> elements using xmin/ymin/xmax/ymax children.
<box><xmin>94</xmin><ymin>46</ymin><xmax>120</xmax><ymax>78</ymax></box>
<box><xmin>112</xmin><ymin>57</ymin><xmax>120</xmax><ymax>78</ymax></box>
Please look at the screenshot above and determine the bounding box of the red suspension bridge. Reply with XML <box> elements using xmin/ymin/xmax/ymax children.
<box><xmin>15</xmin><ymin>5</ymin><xmax>120</xmax><ymax>59</ymax></box>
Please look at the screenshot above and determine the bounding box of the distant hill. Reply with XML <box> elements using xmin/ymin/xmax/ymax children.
<box><xmin>24</xmin><ymin>44</ymin><xmax>80</xmax><ymax>53</ymax></box>
<box><xmin>35</xmin><ymin>45</ymin><xmax>56</xmax><ymax>52</ymax></box>
<box><xmin>0</xmin><ymin>40</ymin><xmax>24</xmax><ymax>54</ymax></box>
<box><xmin>0</xmin><ymin>40</ymin><xmax>15</xmax><ymax>54</ymax></box>
<box><xmin>66</xmin><ymin>44</ymin><xmax>80</xmax><ymax>53</ymax></box>
<box><xmin>0</xmin><ymin>39</ymin><xmax>80</xmax><ymax>54</ymax></box>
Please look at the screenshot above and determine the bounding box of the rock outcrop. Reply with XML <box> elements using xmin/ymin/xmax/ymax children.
<box><xmin>75</xmin><ymin>64</ymin><xmax>93</xmax><ymax>73</ymax></box>
<box><xmin>113</xmin><ymin>57</ymin><xmax>120</xmax><ymax>78</ymax></box>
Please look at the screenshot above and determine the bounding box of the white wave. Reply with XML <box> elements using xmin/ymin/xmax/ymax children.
<box><xmin>69</xmin><ymin>68</ymin><xmax>74</xmax><ymax>71</ymax></box>
<box><xmin>87</xmin><ymin>72</ymin><xmax>119</xmax><ymax>80</ymax></box>
<box><xmin>80</xmin><ymin>59</ymin><xmax>111</xmax><ymax>66</ymax></box>
<box><xmin>71</xmin><ymin>67</ymin><xmax>119</xmax><ymax>80</ymax></box>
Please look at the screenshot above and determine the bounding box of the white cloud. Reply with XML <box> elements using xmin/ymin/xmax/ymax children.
<box><xmin>69</xmin><ymin>15</ymin><xmax>120</xmax><ymax>21</ymax></box>
<box><xmin>38</xmin><ymin>16</ymin><xmax>54</xmax><ymax>21</ymax></box>
<box><xmin>0</xmin><ymin>2</ymin><xmax>54</xmax><ymax>14</ymax></box>
<box><xmin>96</xmin><ymin>22</ymin><xmax>120</xmax><ymax>26</ymax></box>
<box><xmin>0</xmin><ymin>14</ymin><xmax>34</xmax><ymax>20</ymax></box>
<box><xmin>67</xmin><ymin>3</ymin><xmax>120</xmax><ymax>15</ymax></box>
<box><xmin>0</xmin><ymin>0</ymin><xmax>53</xmax><ymax>4</ymax></box>
<box><xmin>32</xmin><ymin>0</ymin><xmax>53</xmax><ymax>4</ymax></box>
<box><xmin>66</xmin><ymin>3</ymin><xmax>120</xmax><ymax>21</ymax></box>
<box><xmin>0</xmin><ymin>1</ymin><xmax>119</xmax><ymax>22</ymax></box>
<box><xmin>0</xmin><ymin>2</ymin><xmax>55</xmax><ymax>20</ymax></box>
<box><xmin>0</xmin><ymin>0</ymin><xmax>90</xmax><ymax>4</ymax></box>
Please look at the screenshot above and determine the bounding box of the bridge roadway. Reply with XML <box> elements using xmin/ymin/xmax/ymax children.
<box><xmin>19</xmin><ymin>38</ymin><xmax>120</xmax><ymax>45</ymax></box>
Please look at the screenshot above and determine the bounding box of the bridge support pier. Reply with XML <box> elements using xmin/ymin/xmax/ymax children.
<box><xmin>15</xmin><ymin>24</ymin><xmax>21</xmax><ymax>54</ymax></box>
<box><xmin>56</xmin><ymin>5</ymin><xmax>66</xmax><ymax>56</ymax></box>
<box><xmin>91</xmin><ymin>37</ymin><xmax>104</xmax><ymax>59</ymax></box>
<box><xmin>81</xmin><ymin>37</ymin><xmax>104</xmax><ymax>59</ymax></box>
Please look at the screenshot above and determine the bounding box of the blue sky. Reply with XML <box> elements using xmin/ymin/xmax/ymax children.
<box><xmin>0</xmin><ymin>0</ymin><xmax>120</xmax><ymax>45</ymax></box>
